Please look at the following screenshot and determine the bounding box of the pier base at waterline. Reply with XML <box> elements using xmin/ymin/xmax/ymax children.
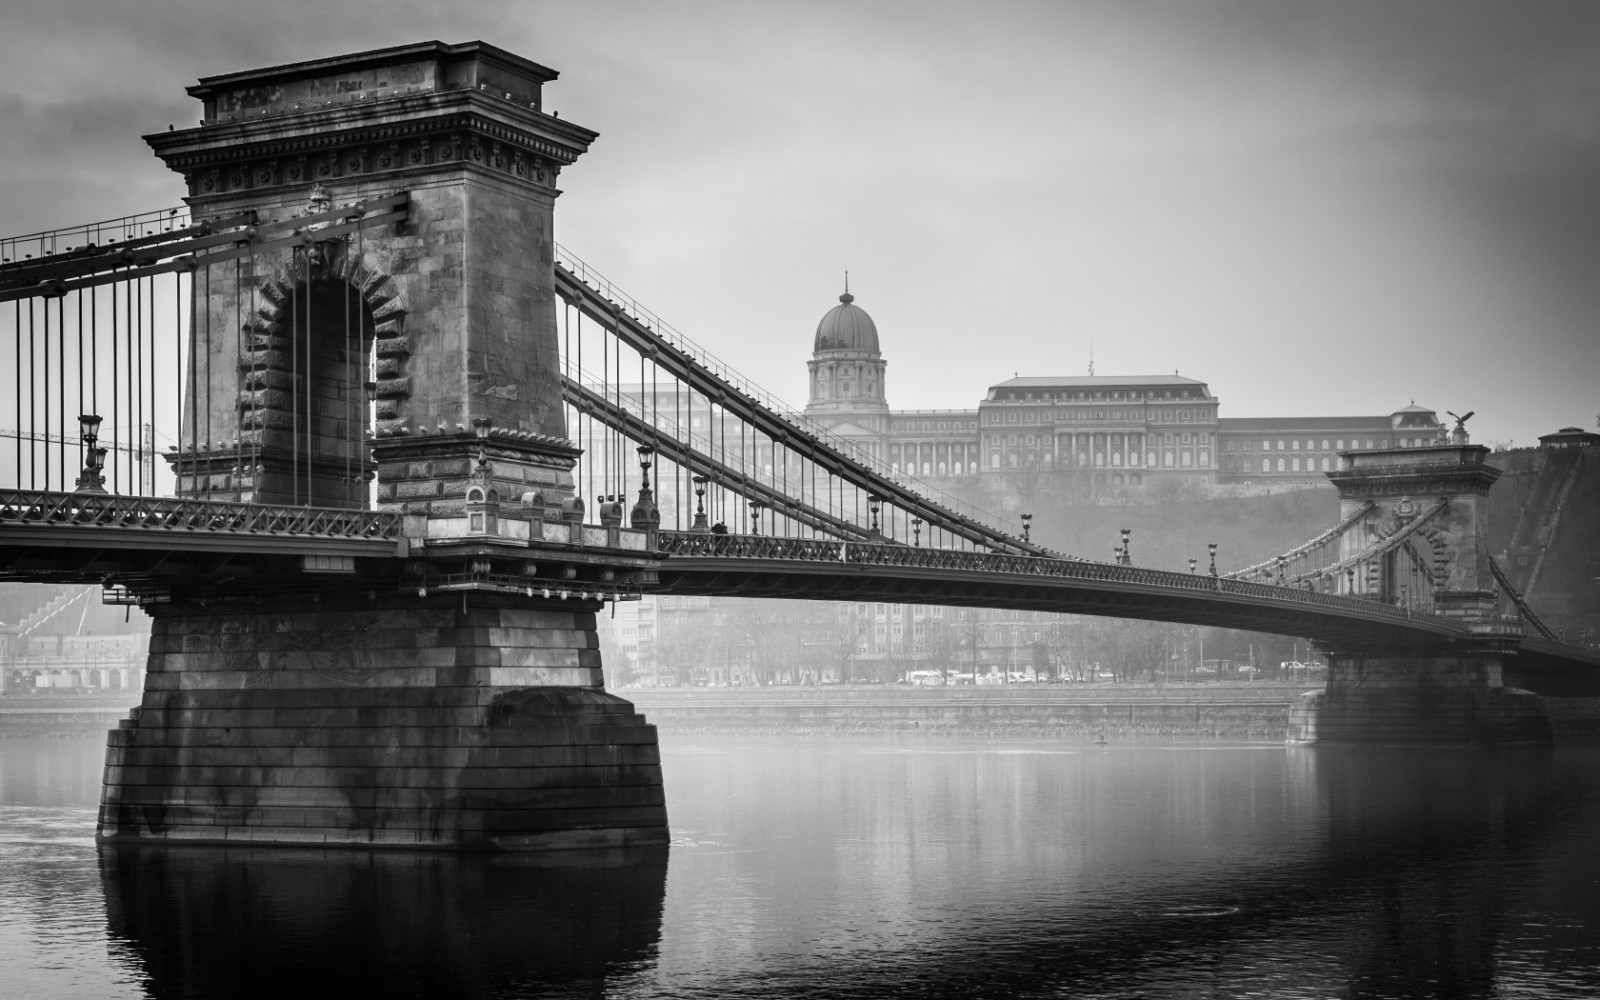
<box><xmin>97</xmin><ymin>591</ymin><xmax>668</xmax><ymax>850</ymax></box>
<box><xmin>1287</xmin><ymin>642</ymin><xmax>1550</xmax><ymax>746</ymax></box>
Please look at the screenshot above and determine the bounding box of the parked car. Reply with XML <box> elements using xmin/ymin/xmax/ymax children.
<box><xmin>905</xmin><ymin>670</ymin><xmax>945</xmax><ymax>686</ymax></box>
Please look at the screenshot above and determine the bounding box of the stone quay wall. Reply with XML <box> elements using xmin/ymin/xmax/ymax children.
<box><xmin>621</xmin><ymin>684</ymin><xmax>1307</xmax><ymax>738</ymax></box>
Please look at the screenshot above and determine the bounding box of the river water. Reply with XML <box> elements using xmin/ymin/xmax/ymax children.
<box><xmin>3</xmin><ymin>732</ymin><xmax>1599</xmax><ymax>999</ymax></box>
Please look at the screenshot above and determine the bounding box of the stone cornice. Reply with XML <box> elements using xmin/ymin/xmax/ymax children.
<box><xmin>146</xmin><ymin>91</ymin><xmax>595</xmax><ymax>198</ymax></box>
<box><xmin>1327</xmin><ymin>462</ymin><xmax>1501</xmax><ymax>497</ymax></box>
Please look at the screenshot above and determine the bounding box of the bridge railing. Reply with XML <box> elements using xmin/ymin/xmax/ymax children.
<box><xmin>0</xmin><ymin>206</ymin><xmax>194</xmax><ymax>267</ymax></box>
<box><xmin>0</xmin><ymin>490</ymin><xmax>402</xmax><ymax>538</ymax></box>
<box><xmin>656</xmin><ymin>530</ymin><xmax>1464</xmax><ymax>630</ymax></box>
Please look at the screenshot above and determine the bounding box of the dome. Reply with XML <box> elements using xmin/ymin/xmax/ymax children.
<box><xmin>814</xmin><ymin>291</ymin><xmax>879</xmax><ymax>354</ymax></box>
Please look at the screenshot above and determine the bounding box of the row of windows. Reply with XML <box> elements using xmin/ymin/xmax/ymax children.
<box><xmin>989</xmin><ymin>407</ymin><xmax>1215</xmax><ymax>425</ymax></box>
<box><xmin>984</xmin><ymin>432</ymin><xmax>1212</xmax><ymax>446</ymax></box>
<box><xmin>890</xmin><ymin>421</ymin><xmax>980</xmax><ymax>432</ymax></box>
<box><xmin>996</xmin><ymin>389</ymin><xmax>1205</xmax><ymax>402</ymax></box>
<box><xmin>1226</xmin><ymin>456</ymin><xmax>1336</xmax><ymax>473</ymax></box>
<box><xmin>1224</xmin><ymin>436</ymin><xmax>1434</xmax><ymax>453</ymax></box>
<box><xmin>989</xmin><ymin>449</ymin><xmax>1211</xmax><ymax>469</ymax></box>
<box><xmin>891</xmin><ymin>461</ymin><xmax>968</xmax><ymax>476</ymax></box>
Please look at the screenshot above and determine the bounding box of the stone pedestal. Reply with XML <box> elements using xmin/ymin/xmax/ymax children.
<box><xmin>1287</xmin><ymin>645</ymin><xmax>1550</xmax><ymax>746</ymax></box>
<box><xmin>98</xmin><ymin>591</ymin><xmax>667</xmax><ymax>850</ymax></box>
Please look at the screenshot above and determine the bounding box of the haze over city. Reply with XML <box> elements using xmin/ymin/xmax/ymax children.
<box><xmin>2</xmin><ymin>0</ymin><xmax>1598</xmax><ymax>446</ymax></box>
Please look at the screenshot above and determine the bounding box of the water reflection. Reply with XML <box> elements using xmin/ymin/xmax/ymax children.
<box><xmin>99</xmin><ymin>843</ymin><xmax>667</xmax><ymax>999</ymax></box>
<box><xmin>633</xmin><ymin>740</ymin><xmax>1584</xmax><ymax>999</ymax></box>
<box><xmin>1295</xmin><ymin>745</ymin><xmax>1557</xmax><ymax>1000</ymax></box>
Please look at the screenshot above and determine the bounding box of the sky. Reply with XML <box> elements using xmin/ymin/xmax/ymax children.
<box><xmin>2</xmin><ymin>0</ymin><xmax>1598</xmax><ymax>448</ymax></box>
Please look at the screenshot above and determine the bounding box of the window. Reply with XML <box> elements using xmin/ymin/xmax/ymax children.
<box><xmin>1321</xmin><ymin>439</ymin><xmax>1330</xmax><ymax>450</ymax></box>
<box><xmin>1277</xmin><ymin>440</ymin><xmax>1285</xmax><ymax>451</ymax></box>
<box><xmin>1244</xmin><ymin>440</ymin><xmax>1253</xmax><ymax>451</ymax></box>
<box><xmin>1336</xmin><ymin>439</ymin><xmax>1345</xmax><ymax>450</ymax></box>
<box><xmin>1292</xmin><ymin>458</ymin><xmax>1301</xmax><ymax>472</ymax></box>
<box><xmin>1277</xmin><ymin>458</ymin><xmax>1285</xmax><ymax>472</ymax></box>
<box><xmin>1292</xmin><ymin>440</ymin><xmax>1300</xmax><ymax>451</ymax></box>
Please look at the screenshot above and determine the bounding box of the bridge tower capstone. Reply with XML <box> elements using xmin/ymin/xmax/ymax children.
<box><xmin>1291</xmin><ymin>443</ymin><xmax>1549</xmax><ymax>745</ymax></box>
<box><xmin>97</xmin><ymin>42</ymin><xmax>669</xmax><ymax>851</ymax></box>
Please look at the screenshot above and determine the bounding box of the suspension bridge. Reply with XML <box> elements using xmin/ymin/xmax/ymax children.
<box><xmin>0</xmin><ymin>41</ymin><xmax>1593</xmax><ymax>852</ymax></box>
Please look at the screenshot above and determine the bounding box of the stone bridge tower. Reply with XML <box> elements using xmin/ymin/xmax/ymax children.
<box><xmin>1291</xmin><ymin>443</ymin><xmax>1548</xmax><ymax>745</ymax></box>
<box><xmin>99</xmin><ymin>43</ymin><xmax>669</xmax><ymax>851</ymax></box>
<box><xmin>148</xmin><ymin>40</ymin><xmax>593</xmax><ymax>511</ymax></box>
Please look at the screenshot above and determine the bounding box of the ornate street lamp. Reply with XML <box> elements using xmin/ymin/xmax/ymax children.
<box><xmin>637</xmin><ymin>445</ymin><xmax>654</xmax><ymax>490</ymax></box>
<box><xmin>749</xmin><ymin>499</ymin><xmax>764</xmax><ymax>535</ymax></box>
<box><xmin>691</xmin><ymin>475</ymin><xmax>710</xmax><ymax>531</ymax></box>
<box><xmin>912</xmin><ymin>517</ymin><xmax>923</xmax><ymax>547</ymax></box>
<box><xmin>75</xmin><ymin>414</ymin><xmax>108</xmax><ymax>494</ymax></box>
<box><xmin>1189</xmin><ymin>558</ymin><xmax>1198</xmax><ymax>573</ymax></box>
<box><xmin>1120</xmin><ymin>527</ymin><xmax>1132</xmax><ymax>565</ymax></box>
<box><xmin>1021</xmin><ymin>512</ymin><xmax>1033</xmax><ymax>544</ymax></box>
<box><xmin>867</xmin><ymin>494</ymin><xmax>883</xmax><ymax>536</ymax></box>
<box><xmin>1208</xmin><ymin>542</ymin><xmax>1218</xmax><ymax>577</ymax></box>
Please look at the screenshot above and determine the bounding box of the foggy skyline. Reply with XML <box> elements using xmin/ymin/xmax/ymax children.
<box><xmin>2</xmin><ymin>0</ymin><xmax>1598</xmax><ymax>448</ymax></box>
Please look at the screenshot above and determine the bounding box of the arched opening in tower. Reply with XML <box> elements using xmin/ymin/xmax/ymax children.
<box><xmin>251</xmin><ymin>273</ymin><xmax>376</xmax><ymax>508</ymax></box>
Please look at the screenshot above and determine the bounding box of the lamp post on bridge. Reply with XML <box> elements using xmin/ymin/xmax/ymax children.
<box><xmin>75</xmin><ymin>414</ymin><xmax>108</xmax><ymax>494</ymax></box>
<box><xmin>1021</xmin><ymin>512</ymin><xmax>1033</xmax><ymax>544</ymax></box>
<box><xmin>1120</xmin><ymin>527</ymin><xmax>1132</xmax><ymax>566</ymax></box>
<box><xmin>867</xmin><ymin>494</ymin><xmax>883</xmax><ymax>538</ymax></box>
<box><xmin>912</xmin><ymin>517</ymin><xmax>922</xmax><ymax>547</ymax></box>
<box><xmin>691</xmin><ymin>475</ymin><xmax>710</xmax><ymax>532</ymax></box>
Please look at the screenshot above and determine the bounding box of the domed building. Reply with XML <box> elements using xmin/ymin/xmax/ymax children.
<box><xmin>804</xmin><ymin>285</ymin><xmax>890</xmax><ymax>460</ymax></box>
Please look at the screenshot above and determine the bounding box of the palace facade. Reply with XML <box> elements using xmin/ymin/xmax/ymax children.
<box><xmin>802</xmin><ymin>287</ymin><xmax>1446</xmax><ymax>490</ymax></box>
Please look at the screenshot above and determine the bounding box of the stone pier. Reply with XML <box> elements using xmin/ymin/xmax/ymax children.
<box><xmin>1287</xmin><ymin>643</ymin><xmax>1551</xmax><ymax>745</ymax></box>
<box><xmin>99</xmin><ymin>592</ymin><xmax>667</xmax><ymax>849</ymax></box>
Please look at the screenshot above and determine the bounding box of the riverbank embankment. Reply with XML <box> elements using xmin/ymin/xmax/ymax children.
<box><xmin>8</xmin><ymin>686</ymin><xmax>1599</xmax><ymax>739</ymax></box>
<box><xmin>623</xmin><ymin>683</ymin><xmax>1304</xmax><ymax>737</ymax></box>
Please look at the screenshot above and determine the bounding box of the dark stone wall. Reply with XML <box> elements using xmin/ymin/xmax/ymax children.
<box><xmin>98</xmin><ymin>592</ymin><xmax>667</xmax><ymax>850</ymax></box>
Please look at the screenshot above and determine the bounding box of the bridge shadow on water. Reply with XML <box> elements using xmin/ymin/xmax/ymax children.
<box><xmin>98</xmin><ymin>843</ymin><xmax>668</xmax><ymax>1000</ymax></box>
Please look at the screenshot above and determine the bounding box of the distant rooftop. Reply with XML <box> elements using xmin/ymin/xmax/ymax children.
<box><xmin>990</xmin><ymin>374</ymin><xmax>1209</xmax><ymax>390</ymax></box>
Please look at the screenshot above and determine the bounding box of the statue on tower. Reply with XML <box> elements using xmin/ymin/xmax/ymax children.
<box><xmin>1447</xmin><ymin>410</ymin><xmax>1474</xmax><ymax>446</ymax></box>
